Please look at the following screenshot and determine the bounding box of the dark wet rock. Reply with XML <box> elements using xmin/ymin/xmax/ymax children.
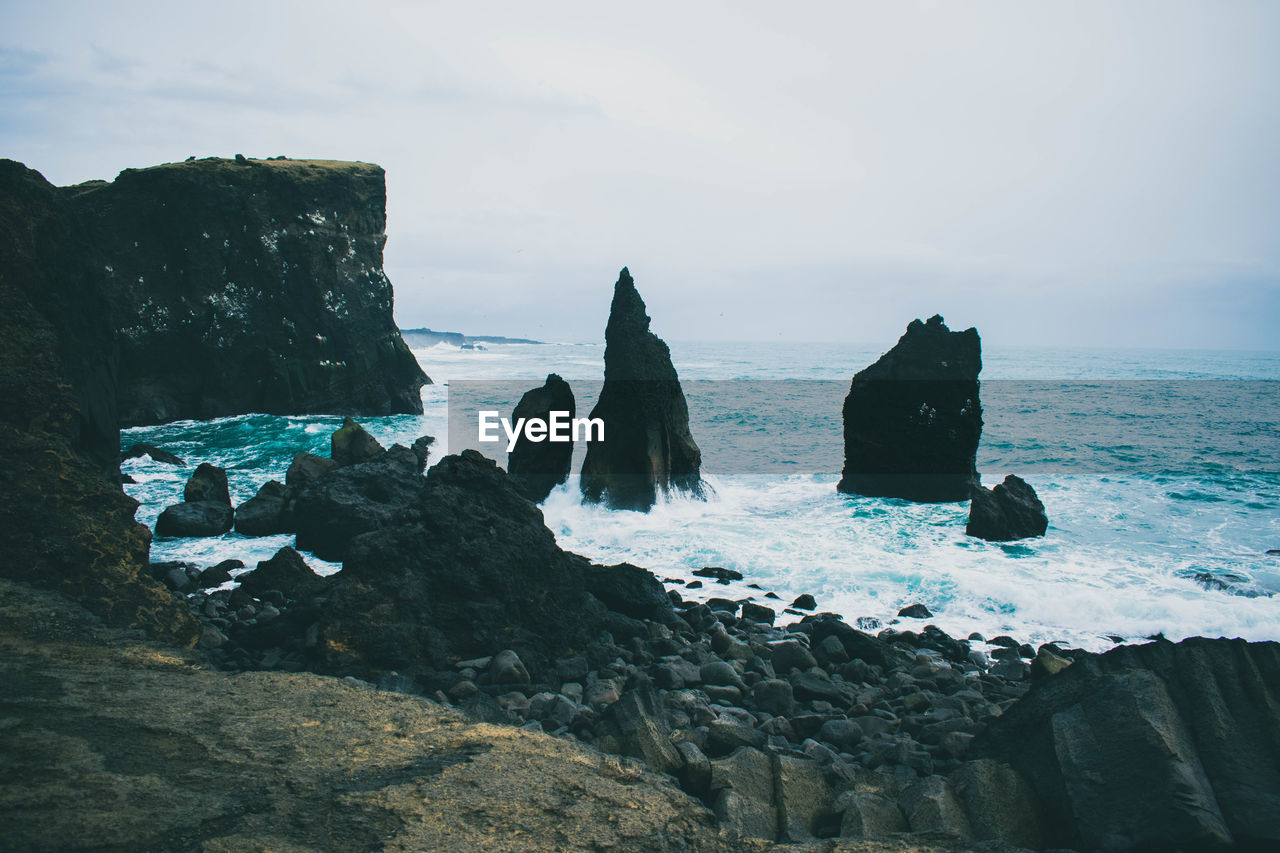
<box><xmin>507</xmin><ymin>374</ymin><xmax>575</xmax><ymax>502</ymax></box>
<box><xmin>966</xmin><ymin>474</ymin><xmax>1048</xmax><ymax>541</ymax></box>
<box><xmin>897</xmin><ymin>603</ymin><xmax>932</xmax><ymax>619</ymax></box>
<box><xmin>838</xmin><ymin>314</ymin><xmax>982</xmax><ymax>502</ymax></box>
<box><xmin>740</xmin><ymin>602</ymin><xmax>775</xmax><ymax>625</ymax></box>
<box><xmin>288</xmin><ymin>451</ymin><xmax>615</xmax><ymax>684</ymax></box>
<box><xmin>410</xmin><ymin>435</ymin><xmax>434</xmax><ymax>472</ymax></box>
<box><xmin>285</xmin><ymin>452</ymin><xmax>336</xmax><ymax>489</ymax></box>
<box><xmin>198</xmin><ymin>559</ymin><xmax>241</xmax><ymax>588</ymax></box>
<box><xmin>237</xmin><ymin>547</ymin><xmax>322</xmax><ymax>599</ymax></box>
<box><xmin>804</xmin><ymin>613</ymin><xmax>900</xmax><ymax>670</ymax></box>
<box><xmin>791</xmin><ymin>594</ymin><xmax>817</xmax><ymax>611</ymax></box>
<box><xmin>818</xmin><ymin>719</ymin><xmax>864</xmax><ymax>752</ymax></box>
<box><xmin>121</xmin><ymin>442</ymin><xmax>185</xmax><ymax>466</ymax></box>
<box><xmin>768</xmin><ymin>640</ymin><xmax>819</xmax><ymax>675</ymax></box>
<box><xmin>292</xmin><ymin>444</ymin><xmax>427</xmax><ymax>561</ymax></box>
<box><xmin>684</xmin><ymin>580</ymin><xmax>702</xmax><ymax>589</ymax></box>
<box><xmin>580</xmin><ymin>268</ymin><xmax>703</xmax><ymax>511</ymax></box>
<box><xmin>749</xmin><ymin>679</ymin><xmax>795</xmax><ymax>717</ymax></box>
<box><xmin>971</xmin><ymin>636</ymin><xmax>1280</xmax><ymax>851</ymax></box>
<box><xmin>234</xmin><ymin>480</ymin><xmax>290</xmax><ymax>536</ymax></box>
<box><xmin>693</xmin><ymin>566</ymin><xmax>742</xmax><ymax>581</ymax></box>
<box><xmin>155</xmin><ymin>501</ymin><xmax>234</xmax><ymax>537</ymax></box>
<box><xmin>790</xmin><ymin>671</ymin><xmax>852</xmax><ymax>706</ymax></box>
<box><xmin>585</xmin><ymin>562</ymin><xmax>674</xmax><ymax>622</ymax></box>
<box><xmin>63</xmin><ymin>157</ymin><xmax>428</xmax><ymax>425</ymax></box>
<box><xmin>330</xmin><ymin>417</ymin><xmax>385</xmax><ymax>467</ymax></box>
<box><xmin>183</xmin><ymin>463</ymin><xmax>231</xmax><ymax>505</ymax></box>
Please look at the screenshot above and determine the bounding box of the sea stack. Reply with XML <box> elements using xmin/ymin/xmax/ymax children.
<box><xmin>508</xmin><ymin>374</ymin><xmax>576</xmax><ymax>503</ymax></box>
<box><xmin>966</xmin><ymin>475</ymin><xmax>1048</xmax><ymax>541</ymax></box>
<box><xmin>580</xmin><ymin>268</ymin><xmax>703</xmax><ymax>511</ymax></box>
<box><xmin>838</xmin><ymin>315</ymin><xmax>982</xmax><ymax>502</ymax></box>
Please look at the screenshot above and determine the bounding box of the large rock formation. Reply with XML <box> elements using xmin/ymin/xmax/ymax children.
<box><xmin>507</xmin><ymin>374</ymin><xmax>575</xmax><ymax>502</ymax></box>
<box><xmin>971</xmin><ymin>636</ymin><xmax>1280</xmax><ymax>851</ymax></box>
<box><xmin>580</xmin><ymin>268</ymin><xmax>703</xmax><ymax>511</ymax></box>
<box><xmin>0</xmin><ymin>160</ymin><xmax>196</xmax><ymax>642</ymax></box>
<box><xmin>60</xmin><ymin>156</ymin><xmax>428</xmax><ymax>425</ymax></box>
<box><xmin>301</xmin><ymin>450</ymin><xmax>630</xmax><ymax>682</ymax></box>
<box><xmin>966</xmin><ymin>474</ymin><xmax>1048</xmax><ymax>541</ymax></box>
<box><xmin>838</xmin><ymin>314</ymin><xmax>982</xmax><ymax>502</ymax></box>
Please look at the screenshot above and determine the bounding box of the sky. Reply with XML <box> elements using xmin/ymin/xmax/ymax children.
<box><xmin>3</xmin><ymin>1</ymin><xmax>1278</xmax><ymax>349</ymax></box>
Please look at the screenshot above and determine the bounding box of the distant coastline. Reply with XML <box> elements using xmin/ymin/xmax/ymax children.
<box><xmin>401</xmin><ymin>327</ymin><xmax>545</xmax><ymax>347</ymax></box>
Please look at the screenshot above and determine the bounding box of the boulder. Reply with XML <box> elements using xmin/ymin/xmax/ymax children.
<box><xmin>183</xmin><ymin>463</ymin><xmax>231</xmax><ymax>505</ymax></box>
<box><xmin>775</xmin><ymin>754</ymin><xmax>837</xmax><ymax>840</ymax></box>
<box><xmin>580</xmin><ymin>268</ymin><xmax>704</xmax><ymax>511</ymax></box>
<box><xmin>236</xmin><ymin>547</ymin><xmax>323</xmax><ymax>599</ymax></box>
<box><xmin>898</xmin><ymin>775</ymin><xmax>973</xmax><ymax>839</ymax></box>
<box><xmin>507</xmin><ymin>374</ymin><xmax>575</xmax><ymax>502</ymax></box>
<box><xmin>292</xmin><ymin>444</ymin><xmax>426</xmax><ymax>561</ymax></box>
<box><xmin>288</xmin><ymin>451</ymin><xmax>610</xmax><ymax>684</ymax></box>
<box><xmin>966</xmin><ymin>474</ymin><xmax>1049</xmax><ymax>541</ymax></box>
<box><xmin>949</xmin><ymin>759</ymin><xmax>1043</xmax><ymax>848</ymax></box>
<box><xmin>594</xmin><ymin>685</ymin><xmax>682</xmax><ymax>776</ymax></box>
<box><xmin>838</xmin><ymin>315</ymin><xmax>982</xmax><ymax>502</ymax></box>
<box><xmin>971</xmin><ymin>636</ymin><xmax>1280</xmax><ymax>851</ymax></box>
<box><xmin>330</xmin><ymin>417</ymin><xmax>384</xmax><ymax>466</ymax></box>
<box><xmin>286</xmin><ymin>452</ymin><xmax>336</xmax><ymax>489</ymax></box>
<box><xmin>155</xmin><ymin>501</ymin><xmax>233</xmax><ymax>537</ymax></box>
<box><xmin>198</xmin><ymin>559</ymin><xmax>241</xmax><ymax>588</ymax></box>
<box><xmin>121</xmin><ymin>442</ymin><xmax>185</xmax><ymax>465</ymax></box>
<box><xmin>710</xmin><ymin>747</ymin><xmax>778</xmax><ymax>841</ymax></box>
<box><xmin>585</xmin><ymin>562</ymin><xmax>674</xmax><ymax>622</ymax></box>
<box><xmin>234</xmin><ymin>480</ymin><xmax>290</xmax><ymax>536</ymax></box>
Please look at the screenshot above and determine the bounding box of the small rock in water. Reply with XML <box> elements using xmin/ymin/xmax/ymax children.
<box><xmin>693</xmin><ymin>566</ymin><xmax>743</xmax><ymax>582</ymax></box>
<box><xmin>791</xmin><ymin>594</ymin><xmax>817</xmax><ymax>611</ymax></box>
<box><xmin>898</xmin><ymin>603</ymin><xmax>933</xmax><ymax>619</ymax></box>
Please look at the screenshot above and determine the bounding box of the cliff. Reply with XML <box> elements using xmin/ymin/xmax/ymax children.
<box><xmin>0</xmin><ymin>160</ymin><xmax>195</xmax><ymax>642</ymax></box>
<box><xmin>63</xmin><ymin>156</ymin><xmax>428</xmax><ymax>424</ymax></box>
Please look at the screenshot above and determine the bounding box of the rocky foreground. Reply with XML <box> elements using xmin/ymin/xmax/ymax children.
<box><xmin>139</xmin><ymin>419</ymin><xmax>1280</xmax><ymax>851</ymax></box>
<box><xmin>1</xmin><ymin>576</ymin><xmax>1051</xmax><ymax>853</ymax></box>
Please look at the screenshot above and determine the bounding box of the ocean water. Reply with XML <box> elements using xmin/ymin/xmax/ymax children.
<box><xmin>122</xmin><ymin>341</ymin><xmax>1280</xmax><ymax>652</ymax></box>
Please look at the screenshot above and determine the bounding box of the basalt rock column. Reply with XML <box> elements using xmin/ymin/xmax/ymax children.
<box><xmin>838</xmin><ymin>314</ymin><xmax>982</xmax><ymax>502</ymax></box>
<box><xmin>508</xmin><ymin>374</ymin><xmax>575</xmax><ymax>503</ymax></box>
<box><xmin>580</xmin><ymin>268</ymin><xmax>703</xmax><ymax>511</ymax></box>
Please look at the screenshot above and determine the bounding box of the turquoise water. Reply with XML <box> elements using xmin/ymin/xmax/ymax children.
<box><xmin>123</xmin><ymin>341</ymin><xmax>1280</xmax><ymax>651</ymax></box>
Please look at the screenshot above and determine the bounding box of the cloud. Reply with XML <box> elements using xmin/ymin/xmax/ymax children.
<box><xmin>2</xmin><ymin>1</ymin><xmax>1278</xmax><ymax>349</ymax></box>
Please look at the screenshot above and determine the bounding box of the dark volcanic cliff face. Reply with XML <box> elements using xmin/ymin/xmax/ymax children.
<box><xmin>0</xmin><ymin>160</ymin><xmax>196</xmax><ymax>642</ymax></box>
<box><xmin>838</xmin><ymin>314</ymin><xmax>982</xmax><ymax>502</ymax></box>
<box><xmin>580</xmin><ymin>268</ymin><xmax>704</xmax><ymax>511</ymax></box>
<box><xmin>63</xmin><ymin>157</ymin><xmax>428</xmax><ymax>425</ymax></box>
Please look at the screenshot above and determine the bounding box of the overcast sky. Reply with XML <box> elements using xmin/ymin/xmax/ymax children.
<box><xmin>3</xmin><ymin>1</ymin><xmax>1278</xmax><ymax>349</ymax></box>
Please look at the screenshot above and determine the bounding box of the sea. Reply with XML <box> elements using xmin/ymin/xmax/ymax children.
<box><xmin>122</xmin><ymin>340</ymin><xmax>1280</xmax><ymax>654</ymax></box>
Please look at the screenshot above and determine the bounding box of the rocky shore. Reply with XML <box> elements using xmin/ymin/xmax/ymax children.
<box><xmin>132</xmin><ymin>417</ymin><xmax>1277</xmax><ymax>850</ymax></box>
